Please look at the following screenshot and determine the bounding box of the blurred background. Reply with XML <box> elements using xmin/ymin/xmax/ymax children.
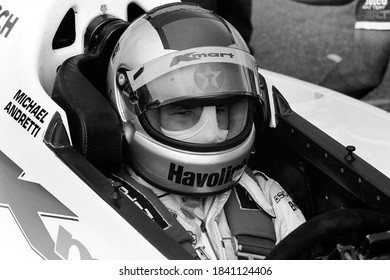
<box><xmin>251</xmin><ymin>0</ymin><xmax>390</xmax><ymax>111</ymax></box>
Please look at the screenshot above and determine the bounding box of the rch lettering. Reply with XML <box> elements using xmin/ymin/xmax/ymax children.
<box><xmin>0</xmin><ymin>5</ymin><xmax>19</xmax><ymax>38</ymax></box>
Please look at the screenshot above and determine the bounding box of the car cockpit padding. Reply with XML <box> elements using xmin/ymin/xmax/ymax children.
<box><xmin>52</xmin><ymin>18</ymin><xmax>130</xmax><ymax>174</ymax></box>
<box><xmin>53</xmin><ymin>54</ymin><xmax>122</xmax><ymax>174</ymax></box>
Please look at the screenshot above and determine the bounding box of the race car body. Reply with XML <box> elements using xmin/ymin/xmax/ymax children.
<box><xmin>1</xmin><ymin>0</ymin><xmax>389</xmax><ymax>260</ymax></box>
<box><xmin>263</xmin><ymin>69</ymin><xmax>390</xmax><ymax>180</ymax></box>
<box><xmin>0</xmin><ymin>0</ymin><xmax>183</xmax><ymax>261</ymax></box>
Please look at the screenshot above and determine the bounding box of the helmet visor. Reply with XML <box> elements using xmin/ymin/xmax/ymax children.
<box><xmin>119</xmin><ymin>47</ymin><xmax>263</xmax><ymax>146</ymax></box>
<box><xmin>121</xmin><ymin>46</ymin><xmax>263</xmax><ymax>115</ymax></box>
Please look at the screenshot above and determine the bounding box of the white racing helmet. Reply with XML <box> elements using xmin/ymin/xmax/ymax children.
<box><xmin>107</xmin><ymin>3</ymin><xmax>268</xmax><ymax>195</ymax></box>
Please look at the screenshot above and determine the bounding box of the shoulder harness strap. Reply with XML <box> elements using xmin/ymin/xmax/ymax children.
<box><xmin>110</xmin><ymin>172</ymin><xmax>199</xmax><ymax>259</ymax></box>
<box><xmin>224</xmin><ymin>182</ymin><xmax>276</xmax><ymax>259</ymax></box>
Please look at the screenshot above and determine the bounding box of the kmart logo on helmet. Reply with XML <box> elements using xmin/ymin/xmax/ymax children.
<box><xmin>170</xmin><ymin>51</ymin><xmax>234</xmax><ymax>67</ymax></box>
<box><xmin>167</xmin><ymin>160</ymin><xmax>247</xmax><ymax>188</ymax></box>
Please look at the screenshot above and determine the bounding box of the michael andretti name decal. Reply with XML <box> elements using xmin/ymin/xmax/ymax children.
<box><xmin>4</xmin><ymin>89</ymin><xmax>49</xmax><ymax>138</ymax></box>
<box><xmin>168</xmin><ymin>160</ymin><xmax>247</xmax><ymax>188</ymax></box>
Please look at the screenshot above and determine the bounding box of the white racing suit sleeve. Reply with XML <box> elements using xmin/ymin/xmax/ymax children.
<box><xmin>240</xmin><ymin>170</ymin><xmax>306</xmax><ymax>244</ymax></box>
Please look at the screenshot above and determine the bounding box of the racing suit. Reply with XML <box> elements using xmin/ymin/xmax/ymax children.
<box><xmin>355</xmin><ymin>0</ymin><xmax>390</xmax><ymax>30</ymax></box>
<box><xmin>116</xmin><ymin>165</ymin><xmax>306</xmax><ymax>260</ymax></box>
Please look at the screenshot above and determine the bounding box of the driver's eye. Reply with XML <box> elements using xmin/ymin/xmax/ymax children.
<box><xmin>171</xmin><ymin>106</ymin><xmax>201</xmax><ymax>116</ymax></box>
<box><xmin>159</xmin><ymin>105</ymin><xmax>202</xmax><ymax>131</ymax></box>
<box><xmin>217</xmin><ymin>106</ymin><xmax>228</xmax><ymax>114</ymax></box>
<box><xmin>173</xmin><ymin>109</ymin><xmax>193</xmax><ymax>116</ymax></box>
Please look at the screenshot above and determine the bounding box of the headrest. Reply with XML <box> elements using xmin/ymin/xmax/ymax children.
<box><xmin>52</xmin><ymin>54</ymin><xmax>122</xmax><ymax>174</ymax></box>
<box><xmin>52</xmin><ymin>18</ymin><xmax>130</xmax><ymax>174</ymax></box>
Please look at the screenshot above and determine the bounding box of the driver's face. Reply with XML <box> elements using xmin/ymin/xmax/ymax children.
<box><xmin>160</xmin><ymin>105</ymin><xmax>229</xmax><ymax>131</ymax></box>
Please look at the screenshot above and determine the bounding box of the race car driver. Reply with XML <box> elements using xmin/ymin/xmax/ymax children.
<box><xmin>107</xmin><ymin>3</ymin><xmax>306</xmax><ymax>260</ymax></box>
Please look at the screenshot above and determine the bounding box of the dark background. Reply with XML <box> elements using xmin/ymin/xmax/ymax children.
<box><xmin>250</xmin><ymin>0</ymin><xmax>390</xmax><ymax>111</ymax></box>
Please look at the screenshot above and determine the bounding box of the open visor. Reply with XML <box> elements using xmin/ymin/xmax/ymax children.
<box><xmin>120</xmin><ymin>46</ymin><xmax>263</xmax><ymax>115</ymax></box>
<box><xmin>146</xmin><ymin>95</ymin><xmax>254</xmax><ymax>144</ymax></box>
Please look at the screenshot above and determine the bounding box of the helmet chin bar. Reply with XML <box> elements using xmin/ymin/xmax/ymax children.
<box><xmin>124</xmin><ymin>125</ymin><xmax>256</xmax><ymax>196</ymax></box>
<box><xmin>163</xmin><ymin>159</ymin><xmax>248</xmax><ymax>195</ymax></box>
